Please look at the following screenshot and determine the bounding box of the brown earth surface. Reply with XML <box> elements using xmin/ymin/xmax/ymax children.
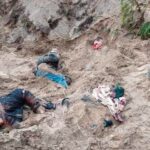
<box><xmin>0</xmin><ymin>0</ymin><xmax>150</xmax><ymax>149</ymax></box>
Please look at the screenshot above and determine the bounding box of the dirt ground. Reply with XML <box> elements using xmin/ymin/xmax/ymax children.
<box><xmin>0</xmin><ymin>21</ymin><xmax>150</xmax><ymax>149</ymax></box>
<box><xmin>0</xmin><ymin>1</ymin><xmax>150</xmax><ymax>149</ymax></box>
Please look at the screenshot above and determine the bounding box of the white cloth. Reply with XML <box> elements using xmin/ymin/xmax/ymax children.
<box><xmin>92</xmin><ymin>85</ymin><xmax>126</xmax><ymax>116</ymax></box>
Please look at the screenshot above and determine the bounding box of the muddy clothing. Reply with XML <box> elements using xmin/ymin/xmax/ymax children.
<box><xmin>0</xmin><ymin>89</ymin><xmax>40</xmax><ymax>126</ymax></box>
<box><xmin>37</xmin><ymin>52</ymin><xmax>59</xmax><ymax>70</ymax></box>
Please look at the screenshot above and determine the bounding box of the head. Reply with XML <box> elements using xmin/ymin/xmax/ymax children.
<box><xmin>51</xmin><ymin>48</ymin><xmax>59</xmax><ymax>54</ymax></box>
<box><xmin>96</xmin><ymin>37</ymin><xmax>103</xmax><ymax>41</ymax></box>
<box><xmin>51</xmin><ymin>48</ymin><xmax>60</xmax><ymax>58</ymax></box>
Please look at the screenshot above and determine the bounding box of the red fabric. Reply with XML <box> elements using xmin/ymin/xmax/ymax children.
<box><xmin>92</xmin><ymin>40</ymin><xmax>103</xmax><ymax>50</ymax></box>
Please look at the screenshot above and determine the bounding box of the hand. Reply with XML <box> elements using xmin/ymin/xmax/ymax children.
<box><xmin>36</xmin><ymin>106</ymin><xmax>45</xmax><ymax>114</ymax></box>
<box><xmin>0</xmin><ymin>118</ymin><xmax>4</xmax><ymax>126</ymax></box>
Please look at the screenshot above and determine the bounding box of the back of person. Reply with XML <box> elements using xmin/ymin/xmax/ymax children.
<box><xmin>0</xmin><ymin>89</ymin><xmax>25</xmax><ymax>109</ymax></box>
<box><xmin>0</xmin><ymin>89</ymin><xmax>40</xmax><ymax>127</ymax></box>
<box><xmin>37</xmin><ymin>49</ymin><xmax>60</xmax><ymax>70</ymax></box>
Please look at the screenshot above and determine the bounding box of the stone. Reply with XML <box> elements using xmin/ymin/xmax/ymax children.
<box><xmin>7</xmin><ymin>27</ymin><xmax>28</xmax><ymax>43</ymax></box>
<box><xmin>72</xmin><ymin>0</ymin><xmax>80</xmax><ymax>4</ymax></box>
<box><xmin>144</xmin><ymin>8</ymin><xmax>150</xmax><ymax>22</ymax></box>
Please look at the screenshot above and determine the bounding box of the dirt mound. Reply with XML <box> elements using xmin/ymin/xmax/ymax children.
<box><xmin>0</xmin><ymin>0</ymin><xmax>150</xmax><ymax>150</ymax></box>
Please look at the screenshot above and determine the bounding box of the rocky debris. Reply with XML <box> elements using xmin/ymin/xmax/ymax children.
<box><xmin>4</xmin><ymin>7</ymin><xmax>24</xmax><ymax>28</ymax></box>
<box><xmin>0</xmin><ymin>0</ymin><xmax>120</xmax><ymax>42</ymax></box>
<box><xmin>144</xmin><ymin>8</ymin><xmax>150</xmax><ymax>22</ymax></box>
<box><xmin>0</xmin><ymin>35</ymin><xmax>149</xmax><ymax>149</ymax></box>
<box><xmin>0</xmin><ymin>0</ymin><xmax>18</xmax><ymax>16</ymax></box>
<box><xmin>7</xmin><ymin>27</ymin><xmax>28</xmax><ymax>44</ymax></box>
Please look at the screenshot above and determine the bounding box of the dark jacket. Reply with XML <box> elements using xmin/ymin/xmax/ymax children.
<box><xmin>37</xmin><ymin>52</ymin><xmax>59</xmax><ymax>70</ymax></box>
<box><xmin>0</xmin><ymin>89</ymin><xmax>40</xmax><ymax>126</ymax></box>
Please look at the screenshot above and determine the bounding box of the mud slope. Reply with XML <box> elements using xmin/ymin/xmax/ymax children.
<box><xmin>0</xmin><ymin>0</ymin><xmax>150</xmax><ymax>150</ymax></box>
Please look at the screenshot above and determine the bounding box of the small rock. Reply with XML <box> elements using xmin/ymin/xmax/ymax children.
<box><xmin>7</xmin><ymin>27</ymin><xmax>28</xmax><ymax>44</ymax></box>
<box><xmin>72</xmin><ymin>0</ymin><xmax>80</xmax><ymax>5</ymax></box>
<box><xmin>16</xmin><ymin>45</ymin><xmax>22</xmax><ymax>51</ymax></box>
<box><xmin>76</xmin><ymin>9</ymin><xmax>86</xmax><ymax>20</ymax></box>
<box><xmin>144</xmin><ymin>8</ymin><xmax>150</xmax><ymax>22</ymax></box>
<box><xmin>85</xmin><ymin>63</ymin><xmax>93</xmax><ymax>71</ymax></box>
<box><xmin>24</xmin><ymin>34</ymin><xmax>36</xmax><ymax>42</ymax></box>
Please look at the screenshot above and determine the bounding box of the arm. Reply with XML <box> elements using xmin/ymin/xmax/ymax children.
<box><xmin>22</xmin><ymin>90</ymin><xmax>41</xmax><ymax>113</ymax></box>
<box><xmin>37</xmin><ymin>54</ymin><xmax>59</xmax><ymax>70</ymax></box>
<box><xmin>36</xmin><ymin>55</ymin><xmax>50</xmax><ymax>68</ymax></box>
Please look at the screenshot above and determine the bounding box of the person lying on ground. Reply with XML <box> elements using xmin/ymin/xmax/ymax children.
<box><xmin>34</xmin><ymin>48</ymin><xmax>72</xmax><ymax>88</ymax></box>
<box><xmin>0</xmin><ymin>88</ymin><xmax>56</xmax><ymax>129</ymax></box>
<box><xmin>36</xmin><ymin>48</ymin><xmax>60</xmax><ymax>70</ymax></box>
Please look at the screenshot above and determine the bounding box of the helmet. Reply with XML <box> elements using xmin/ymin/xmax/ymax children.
<box><xmin>50</xmin><ymin>48</ymin><xmax>60</xmax><ymax>58</ymax></box>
